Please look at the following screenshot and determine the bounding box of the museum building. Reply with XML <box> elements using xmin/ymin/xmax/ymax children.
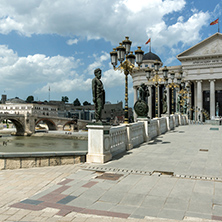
<box><xmin>131</xmin><ymin>32</ymin><xmax>222</xmax><ymax>121</ymax></box>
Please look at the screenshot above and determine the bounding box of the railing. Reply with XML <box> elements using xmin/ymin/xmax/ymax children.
<box><xmin>87</xmin><ymin>114</ymin><xmax>189</xmax><ymax>163</ymax></box>
<box><xmin>110</xmin><ymin>125</ymin><xmax>127</xmax><ymax>156</ymax></box>
<box><xmin>129</xmin><ymin>122</ymin><xmax>144</xmax><ymax>147</ymax></box>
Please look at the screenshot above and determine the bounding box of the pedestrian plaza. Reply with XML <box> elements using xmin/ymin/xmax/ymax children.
<box><xmin>0</xmin><ymin>124</ymin><xmax>222</xmax><ymax>221</ymax></box>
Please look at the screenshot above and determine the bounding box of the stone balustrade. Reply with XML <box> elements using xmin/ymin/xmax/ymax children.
<box><xmin>87</xmin><ymin>114</ymin><xmax>188</xmax><ymax>163</ymax></box>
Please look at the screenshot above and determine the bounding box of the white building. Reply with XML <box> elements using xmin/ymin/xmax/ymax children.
<box><xmin>132</xmin><ymin>32</ymin><xmax>222</xmax><ymax>121</ymax></box>
<box><xmin>0</xmin><ymin>103</ymin><xmax>58</xmax><ymax>117</ymax></box>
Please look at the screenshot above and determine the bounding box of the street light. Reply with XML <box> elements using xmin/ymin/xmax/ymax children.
<box><xmin>166</xmin><ymin>71</ymin><xmax>180</xmax><ymax>114</ymax></box>
<box><xmin>145</xmin><ymin>62</ymin><xmax>168</xmax><ymax>118</ymax></box>
<box><xmin>110</xmin><ymin>36</ymin><xmax>144</xmax><ymax>124</ymax></box>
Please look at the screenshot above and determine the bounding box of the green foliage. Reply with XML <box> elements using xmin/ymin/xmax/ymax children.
<box><xmin>73</xmin><ymin>98</ymin><xmax>81</xmax><ymax>106</ymax></box>
<box><xmin>62</xmin><ymin>96</ymin><xmax>69</xmax><ymax>103</ymax></box>
<box><xmin>26</xmin><ymin>95</ymin><xmax>34</xmax><ymax>103</ymax></box>
<box><xmin>83</xmin><ymin>101</ymin><xmax>91</xmax><ymax>106</ymax></box>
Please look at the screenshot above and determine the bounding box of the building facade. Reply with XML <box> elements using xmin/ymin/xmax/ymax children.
<box><xmin>132</xmin><ymin>32</ymin><xmax>222</xmax><ymax>121</ymax></box>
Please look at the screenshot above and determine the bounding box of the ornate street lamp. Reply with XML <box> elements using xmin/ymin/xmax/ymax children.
<box><xmin>145</xmin><ymin>62</ymin><xmax>168</xmax><ymax>118</ymax></box>
<box><xmin>166</xmin><ymin>71</ymin><xmax>181</xmax><ymax>114</ymax></box>
<box><xmin>110</xmin><ymin>37</ymin><xmax>144</xmax><ymax>124</ymax></box>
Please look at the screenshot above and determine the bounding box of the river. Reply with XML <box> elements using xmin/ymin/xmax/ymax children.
<box><xmin>0</xmin><ymin>133</ymin><xmax>88</xmax><ymax>153</ymax></box>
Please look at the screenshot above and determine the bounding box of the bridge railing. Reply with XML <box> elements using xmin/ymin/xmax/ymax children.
<box><xmin>87</xmin><ymin>114</ymin><xmax>188</xmax><ymax>163</ymax></box>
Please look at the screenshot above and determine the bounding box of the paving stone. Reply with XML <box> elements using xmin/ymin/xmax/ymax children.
<box><xmin>140</xmin><ymin>195</ymin><xmax>166</xmax><ymax>209</ymax></box>
<box><xmin>99</xmin><ymin>190</ymin><xmax>127</xmax><ymax>204</ymax></box>
<box><xmin>131</xmin><ymin>206</ymin><xmax>160</xmax><ymax>218</ymax></box>
<box><xmin>213</xmin><ymin>204</ymin><xmax>222</xmax><ymax>217</ymax></box>
<box><xmin>163</xmin><ymin>197</ymin><xmax>189</xmax><ymax>211</ymax></box>
<box><xmin>119</xmin><ymin>193</ymin><xmax>145</xmax><ymax>207</ymax></box>
<box><xmin>88</xmin><ymin>201</ymin><xmax>114</xmax><ymax>211</ymax></box>
<box><xmin>187</xmin><ymin>200</ymin><xmax>213</xmax><ymax>214</ymax></box>
<box><xmin>158</xmin><ymin>208</ymin><xmax>185</xmax><ymax>220</ymax></box>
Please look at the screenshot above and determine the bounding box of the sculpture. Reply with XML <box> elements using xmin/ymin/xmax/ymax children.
<box><xmin>92</xmin><ymin>68</ymin><xmax>105</xmax><ymax>122</ymax></box>
<box><xmin>216</xmin><ymin>102</ymin><xmax>219</xmax><ymax>117</ymax></box>
<box><xmin>177</xmin><ymin>94</ymin><xmax>181</xmax><ymax>113</ymax></box>
<box><xmin>162</xmin><ymin>89</ymin><xmax>167</xmax><ymax>114</ymax></box>
<box><xmin>134</xmin><ymin>83</ymin><xmax>149</xmax><ymax>118</ymax></box>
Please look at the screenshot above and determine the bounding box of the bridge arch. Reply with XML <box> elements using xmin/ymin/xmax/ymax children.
<box><xmin>35</xmin><ymin>118</ymin><xmax>57</xmax><ymax>131</ymax></box>
<box><xmin>63</xmin><ymin>120</ymin><xmax>77</xmax><ymax>131</ymax></box>
<box><xmin>0</xmin><ymin>117</ymin><xmax>25</xmax><ymax>135</ymax></box>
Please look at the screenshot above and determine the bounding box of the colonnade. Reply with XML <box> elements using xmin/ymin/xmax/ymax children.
<box><xmin>133</xmin><ymin>79</ymin><xmax>218</xmax><ymax>121</ymax></box>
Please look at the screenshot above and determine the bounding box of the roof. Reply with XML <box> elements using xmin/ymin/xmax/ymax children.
<box><xmin>143</xmin><ymin>51</ymin><xmax>162</xmax><ymax>62</ymax></box>
<box><xmin>177</xmin><ymin>32</ymin><xmax>222</xmax><ymax>59</ymax></box>
<box><xmin>6</xmin><ymin>97</ymin><xmax>26</xmax><ymax>104</ymax></box>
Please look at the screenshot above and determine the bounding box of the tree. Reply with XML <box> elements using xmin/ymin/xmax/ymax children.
<box><xmin>26</xmin><ymin>95</ymin><xmax>34</xmax><ymax>103</ymax></box>
<box><xmin>73</xmin><ymin>98</ymin><xmax>81</xmax><ymax>106</ymax></box>
<box><xmin>83</xmin><ymin>101</ymin><xmax>91</xmax><ymax>106</ymax></box>
<box><xmin>62</xmin><ymin>96</ymin><xmax>69</xmax><ymax>103</ymax></box>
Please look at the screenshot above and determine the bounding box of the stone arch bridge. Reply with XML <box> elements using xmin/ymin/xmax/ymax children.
<box><xmin>0</xmin><ymin>114</ymin><xmax>90</xmax><ymax>136</ymax></box>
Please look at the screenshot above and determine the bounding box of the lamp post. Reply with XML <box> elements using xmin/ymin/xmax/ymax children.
<box><xmin>166</xmin><ymin>71</ymin><xmax>181</xmax><ymax>114</ymax></box>
<box><xmin>110</xmin><ymin>37</ymin><xmax>144</xmax><ymax>124</ymax></box>
<box><xmin>145</xmin><ymin>62</ymin><xmax>168</xmax><ymax>118</ymax></box>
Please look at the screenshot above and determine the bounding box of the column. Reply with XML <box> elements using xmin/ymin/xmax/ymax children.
<box><xmin>148</xmin><ymin>85</ymin><xmax>152</xmax><ymax>118</ymax></box>
<box><xmin>133</xmin><ymin>86</ymin><xmax>138</xmax><ymax>121</ymax></box>
<box><xmin>210</xmin><ymin>80</ymin><xmax>215</xmax><ymax>119</ymax></box>
<box><xmin>166</xmin><ymin>86</ymin><xmax>170</xmax><ymax>115</ymax></box>
<box><xmin>156</xmin><ymin>85</ymin><xmax>160</xmax><ymax>118</ymax></box>
<box><xmin>197</xmin><ymin>80</ymin><xmax>203</xmax><ymax>121</ymax></box>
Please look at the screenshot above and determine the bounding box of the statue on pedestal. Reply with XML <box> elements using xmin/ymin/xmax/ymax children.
<box><xmin>92</xmin><ymin>68</ymin><xmax>105</xmax><ymax>122</ymax></box>
<box><xmin>162</xmin><ymin>89</ymin><xmax>167</xmax><ymax>114</ymax></box>
<box><xmin>134</xmin><ymin>83</ymin><xmax>150</xmax><ymax>118</ymax></box>
<box><xmin>216</xmin><ymin>102</ymin><xmax>219</xmax><ymax>117</ymax></box>
<box><xmin>177</xmin><ymin>94</ymin><xmax>181</xmax><ymax>113</ymax></box>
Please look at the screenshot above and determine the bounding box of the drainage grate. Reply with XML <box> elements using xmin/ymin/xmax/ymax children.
<box><xmin>96</xmin><ymin>173</ymin><xmax>123</xmax><ymax>181</ymax></box>
<box><xmin>152</xmin><ymin>171</ymin><xmax>174</xmax><ymax>176</ymax></box>
<box><xmin>84</xmin><ymin>166</ymin><xmax>152</xmax><ymax>175</ymax></box>
<box><xmin>199</xmin><ymin>149</ymin><xmax>209</xmax><ymax>152</ymax></box>
<box><xmin>210</xmin><ymin>128</ymin><xmax>219</xmax><ymax>131</ymax></box>
<box><xmin>84</xmin><ymin>166</ymin><xmax>222</xmax><ymax>182</ymax></box>
<box><xmin>174</xmin><ymin>174</ymin><xmax>222</xmax><ymax>182</ymax></box>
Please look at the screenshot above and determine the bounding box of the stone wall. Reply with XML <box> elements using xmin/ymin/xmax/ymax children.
<box><xmin>0</xmin><ymin>152</ymin><xmax>86</xmax><ymax>170</ymax></box>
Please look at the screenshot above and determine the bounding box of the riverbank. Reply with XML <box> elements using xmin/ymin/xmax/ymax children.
<box><xmin>32</xmin><ymin>131</ymin><xmax>88</xmax><ymax>140</ymax></box>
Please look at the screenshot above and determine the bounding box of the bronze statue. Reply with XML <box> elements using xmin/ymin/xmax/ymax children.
<box><xmin>134</xmin><ymin>83</ymin><xmax>149</xmax><ymax>118</ymax></box>
<box><xmin>162</xmin><ymin>89</ymin><xmax>167</xmax><ymax>114</ymax></box>
<box><xmin>139</xmin><ymin>83</ymin><xmax>150</xmax><ymax>101</ymax></box>
<box><xmin>92</xmin><ymin>68</ymin><xmax>105</xmax><ymax>122</ymax></box>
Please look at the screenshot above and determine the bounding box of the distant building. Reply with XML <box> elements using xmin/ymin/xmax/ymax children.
<box><xmin>0</xmin><ymin>103</ymin><xmax>58</xmax><ymax>117</ymax></box>
<box><xmin>132</xmin><ymin>32</ymin><xmax>222</xmax><ymax>121</ymax></box>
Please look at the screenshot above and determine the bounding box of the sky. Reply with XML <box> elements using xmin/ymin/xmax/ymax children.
<box><xmin>0</xmin><ymin>0</ymin><xmax>221</xmax><ymax>107</ymax></box>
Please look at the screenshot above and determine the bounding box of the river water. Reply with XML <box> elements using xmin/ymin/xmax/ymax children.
<box><xmin>0</xmin><ymin>134</ymin><xmax>88</xmax><ymax>153</ymax></box>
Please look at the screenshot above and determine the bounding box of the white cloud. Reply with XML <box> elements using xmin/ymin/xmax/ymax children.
<box><xmin>67</xmin><ymin>38</ymin><xmax>79</xmax><ymax>45</ymax></box>
<box><xmin>86</xmin><ymin>51</ymin><xmax>110</xmax><ymax>75</ymax></box>
<box><xmin>102</xmin><ymin>68</ymin><xmax>124</xmax><ymax>88</ymax></box>
<box><xmin>0</xmin><ymin>0</ymin><xmax>198</xmax><ymax>47</ymax></box>
<box><xmin>0</xmin><ymin>45</ymin><xmax>84</xmax><ymax>92</ymax></box>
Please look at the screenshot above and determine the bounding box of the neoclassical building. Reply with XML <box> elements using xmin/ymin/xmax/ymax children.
<box><xmin>131</xmin><ymin>32</ymin><xmax>222</xmax><ymax>121</ymax></box>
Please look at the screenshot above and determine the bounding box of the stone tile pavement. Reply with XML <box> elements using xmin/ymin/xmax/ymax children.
<box><xmin>1</xmin><ymin>124</ymin><xmax>222</xmax><ymax>221</ymax></box>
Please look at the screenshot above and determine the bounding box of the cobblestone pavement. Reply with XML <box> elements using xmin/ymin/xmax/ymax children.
<box><xmin>1</xmin><ymin>124</ymin><xmax>222</xmax><ymax>221</ymax></box>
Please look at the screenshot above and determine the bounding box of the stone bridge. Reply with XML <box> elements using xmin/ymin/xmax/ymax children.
<box><xmin>0</xmin><ymin>114</ymin><xmax>90</xmax><ymax>136</ymax></box>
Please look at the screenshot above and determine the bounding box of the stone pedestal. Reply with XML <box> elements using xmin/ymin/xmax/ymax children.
<box><xmin>87</xmin><ymin>124</ymin><xmax>112</xmax><ymax>163</ymax></box>
<box><xmin>137</xmin><ymin>117</ymin><xmax>150</xmax><ymax>142</ymax></box>
<box><xmin>161</xmin><ymin>114</ymin><xmax>170</xmax><ymax>131</ymax></box>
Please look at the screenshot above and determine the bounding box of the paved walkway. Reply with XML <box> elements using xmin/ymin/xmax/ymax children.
<box><xmin>1</xmin><ymin>124</ymin><xmax>222</xmax><ymax>221</ymax></box>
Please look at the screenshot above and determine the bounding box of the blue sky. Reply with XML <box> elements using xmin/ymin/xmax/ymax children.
<box><xmin>0</xmin><ymin>0</ymin><xmax>221</xmax><ymax>107</ymax></box>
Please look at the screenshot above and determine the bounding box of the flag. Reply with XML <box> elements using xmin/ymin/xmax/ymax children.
<box><xmin>145</xmin><ymin>38</ymin><xmax>151</xmax><ymax>44</ymax></box>
<box><xmin>210</xmin><ymin>18</ymin><xmax>219</xmax><ymax>26</ymax></box>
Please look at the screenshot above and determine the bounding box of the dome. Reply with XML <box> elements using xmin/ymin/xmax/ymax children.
<box><xmin>142</xmin><ymin>51</ymin><xmax>161</xmax><ymax>62</ymax></box>
<box><xmin>6</xmin><ymin>97</ymin><xmax>26</xmax><ymax>104</ymax></box>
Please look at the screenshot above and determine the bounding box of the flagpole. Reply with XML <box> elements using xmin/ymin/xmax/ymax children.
<box><xmin>218</xmin><ymin>18</ymin><xmax>220</xmax><ymax>33</ymax></box>
<box><xmin>149</xmin><ymin>39</ymin><xmax>151</xmax><ymax>52</ymax></box>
